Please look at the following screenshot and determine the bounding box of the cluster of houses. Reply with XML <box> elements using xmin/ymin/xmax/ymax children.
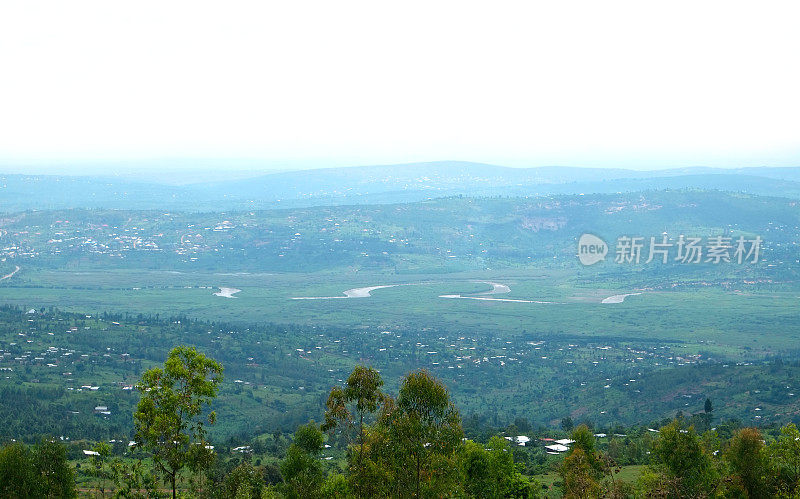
<box><xmin>0</xmin><ymin>213</ymin><xmax>421</xmax><ymax>265</ymax></box>
<box><xmin>502</xmin><ymin>434</ymin><xmax>622</xmax><ymax>454</ymax></box>
<box><xmin>289</xmin><ymin>331</ymin><xmax>703</xmax><ymax>396</ymax></box>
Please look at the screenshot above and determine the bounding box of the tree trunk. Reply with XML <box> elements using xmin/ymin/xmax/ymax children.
<box><xmin>171</xmin><ymin>473</ymin><xmax>177</xmax><ymax>499</ymax></box>
<box><xmin>416</xmin><ymin>452</ymin><xmax>421</xmax><ymax>497</ymax></box>
<box><xmin>359</xmin><ymin>412</ymin><xmax>364</xmax><ymax>464</ymax></box>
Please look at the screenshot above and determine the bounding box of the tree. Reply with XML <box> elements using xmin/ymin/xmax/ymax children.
<box><xmin>0</xmin><ymin>440</ymin><xmax>77</xmax><ymax>498</ymax></box>
<box><xmin>569</xmin><ymin>425</ymin><xmax>602</xmax><ymax>474</ymax></box>
<box><xmin>90</xmin><ymin>441</ymin><xmax>111</xmax><ymax>497</ymax></box>
<box><xmin>462</xmin><ymin>439</ymin><xmax>494</xmax><ymax>497</ymax></box>
<box><xmin>560</xmin><ymin>426</ymin><xmax>605</xmax><ymax>498</ymax></box>
<box><xmin>322</xmin><ymin>365</ymin><xmax>384</xmax><ymax>467</ymax></box>
<box><xmin>391</xmin><ymin>369</ymin><xmax>464</xmax><ymax>497</ymax></box>
<box><xmin>343</xmin><ymin>370</ymin><xmax>464</xmax><ymax>496</ymax></box>
<box><xmin>262</xmin><ymin>462</ymin><xmax>283</xmax><ymax>486</ymax></box>
<box><xmin>293</xmin><ymin>420</ymin><xmax>325</xmax><ymax>454</ymax></box>
<box><xmin>34</xmin><ymin>439</ymin><xmax>77</xmax><ymax>498</ymax></box>
<box><xmin>724</xmin><ymin>427</ymin><xmax>771</xmax><ymax>497</ymax></box>
<box><xmin>133</xmin><ymin>346</ymin><xmax>224</xmax><ymax>499</ymax></box>
<box><xmin>647</xmin><ymin>420</ymin><xmax>719</xmax><ymax>497</ymax></box>
<box><xmin>0</xmin><ymin>442</ymin><xmax>42</xmax><ymax>498</ymax></box>
<box><xmin>319</xmin><ymin>473</ymin><xmax>353</xmax><ymax>498</ymax></box>
<box><xmin>462</xmin><ymin>435</ymin><xmax>539</xmax><ymax>498</ymax></box>
<box><xmin>281</xmin><ymin>422</ymin><xmax>325</xmax><ymax>498</ymax></box>
<box><xmin>223</xmin><ymin>461</ymin><xmax>264</xmax><ymax>499</ymax></box>
<box><xmin>769</xmin><ymin>422</ymin><xmax>800</xmax><ymax>496</ymax></box>
<box><xmin>561</xmin><ymin>448</ymin><xmax>601</xmax><ymax>498</ymax></box>
<box><xmin>704</xmin><ymin>397</ymin><xmax>713</xmax><ymax>414</ymax></box>
<box><xmin>343</xmin><ymin>399</ymin><xmax>398</xmax><ymax>497</ymax></box>
<box><xmin>111</xmin><ymin>459</ymin><xmax>156</xmax><ymax>499</ymax></box>
<box><xmin>561</xmin><ymin>417</ymin><xmax>574</xmax><ymax>433</ymax></box>
<box><xmin>0</xmin><ymin>440</ymin><xmax>76</xmax><ymax>498</ymax></box>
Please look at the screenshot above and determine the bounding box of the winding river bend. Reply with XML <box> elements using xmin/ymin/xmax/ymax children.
<box><xmin>214</xmin><ymin>287</ymin><xmax>241</xmax><ymax>298</ymax></box>
<box><xmin>601</xmin><ymin>292</ymin><xmax>642</xmax><ymax>304</ymax></box>
<box><xmin>439</xmin><ymin>281</ymin><xmax>555</xmax><ymax>304</ymax></box>
<box><xmin>291</xmin><ymin>280</ymin><xmax>559</xmax><ymax>304</ymax></box>
<box><xmin>291</xmin><ymin>285</ymin><xmax>402</xmax><ymax>300</ymax></box>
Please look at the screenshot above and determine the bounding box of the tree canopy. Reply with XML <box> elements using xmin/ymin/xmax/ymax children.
<box><xmin>133</xmin><ymin>346</ymin><xmax>223</xmax><ymax>499</ymax></box>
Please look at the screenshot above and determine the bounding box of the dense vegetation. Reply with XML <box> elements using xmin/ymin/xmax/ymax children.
<box><xmin>0</xmin><ymin>187</ymin><xmax>797</xmax><ymax>496</ymax></box>
<box><xmin>1</xmin><ymin>191</ymin><xmax>798</xmax><ymax>274</ymax></box>
<box><xmin>3</xmin><ymin>304</ymin><xmax>800</xmax><ymax>446</ymax></box>
<box><xmin>6</xmin><ymin>353</ymin><xmax>800</xmax><ymax>497</ymax></box>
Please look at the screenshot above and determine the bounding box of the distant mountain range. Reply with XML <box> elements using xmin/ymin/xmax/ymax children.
<box><xmin>1</xmin><ymin>161</ymin><xmax>799</xmax><ymax>211</ymax></box>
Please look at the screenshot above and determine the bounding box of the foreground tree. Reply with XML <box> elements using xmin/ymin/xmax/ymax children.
<box><xmin>559</xmin><ymin>426</ymin><xmax>605</xmax><ymax>498</ymax></box>
<box><xmin>90</xmin><ymin>441</ymin><xmax>111</xmax><ymax>497</ymax></box>
<box><xmin>462</xmin><ymin>435</ymin><xmax>540</xmax><ymax>497</ymax></box>
<box><xmin>110</xmin><ymin>459</ymin><xmax>161</xmax><ymax>499</ymax></box>
<box><xmin>389</xmin><ymin>369</ymin><xmax>464</xmax><ymax>496</ymax></box>
<box><xmin>222</xmin><ymin>461</ymin><xmax>265</xmax><ymax>498</ymax></box>
<box><xmin>0</xmin><ymin>440</ymin><xmax>76</xmax><ymax>498</ymax></box>
<box><xmin>561</xmin><ymin>448</ymin><xmax>602</xmax><ymax>498</ymax></box>
<box><xmin>321</xmin><ymin>365</ymin><xmax>385</xmax><ymax>467</ymax></box>
<box><xmin>281</xmin><ymin>422</ymin><xmax>326</xmax><ymax>498</ymax></box>
<box><xmin>724</xmin><ymin>427</ymin><xmax>771</xmax><ymax>497</ymax></box>
<box><xmin>769</xmin><ymin>422</ymin><xmax>800</xmax><ymax>495</ymax></box>
<box><xmin>0</xmin><ymin>442</ymin><xmax>42</xmax><ymax>497</ymax></box>
<box><xmin>133</xmin><ymin>346</ymin><xmax>224</xmax><ymax>499</ymax></box>
<box><xmin>34</xmin><ymin>439</ymin><xmax>77</xmax><ymax>498</ymax></box>
<box><xmin>644</xmin><ymin>420</ymin><xmax>720</xmax><ymax>497</ymax></box>
<box><xmin>326</xmin><ymin>369</ymin><xmax>465</xmax><ymax>496</ymax></box>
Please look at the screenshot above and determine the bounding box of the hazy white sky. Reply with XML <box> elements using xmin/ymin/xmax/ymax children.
<box><xmin>1</xmin><ymin>1</ymin><xmax>798</xmax><ymax>172</ymax></box>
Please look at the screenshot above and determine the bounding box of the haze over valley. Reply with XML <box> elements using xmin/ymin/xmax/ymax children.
<box><xmin>2</xmin><ymin>1</ymin><xmax>800</xmax><ymax>495</ymax></box>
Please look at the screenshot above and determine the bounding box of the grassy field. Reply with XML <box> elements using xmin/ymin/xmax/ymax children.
<box><xmin>536</xmin><ymin>465</ymin><xmax>647</xmax><ymax>497</ymax></box>
<box><xmin>2</xmin><ymin>267</ymin><xmax>799</xmax><ymax>358</ymax></box>
<box><xmin>3</xmin><ymin>265</ymin><xmax>800</xmax><ymax>441</ymax></box>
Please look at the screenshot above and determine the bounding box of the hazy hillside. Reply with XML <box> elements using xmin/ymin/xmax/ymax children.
<box><xmin>1</xmin><ymin>190</ymin><xmax>797</xmax><ymax>275</ymax></box>
<box><xmin>1</xmin><ymin>162</ymin><xmax>799</xmax><ymax>211</ymax></box>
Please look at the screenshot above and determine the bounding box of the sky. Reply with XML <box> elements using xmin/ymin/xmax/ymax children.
<box><xmin>1</xmin><ymin>1</ymin><xmax>799</xmax><ymax>173</ymax></box>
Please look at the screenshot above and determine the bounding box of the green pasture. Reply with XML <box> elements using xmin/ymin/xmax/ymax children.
<box><xmin>1</xmin><ymin>267</ymin><xmax>799</xmax><ymax>358</ymax></box>
<box><xmin>536</xmin><ymin>465</ymin><xmax>647</xmax><ymax>497</ymax></box>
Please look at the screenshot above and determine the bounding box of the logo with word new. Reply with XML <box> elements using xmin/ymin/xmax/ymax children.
<box><xmin>577</xmin><ymin>234</ymin><xmax>608</xmax><ymax>265</ymax></box>
<box><xmin>577</xmin><ymin>233</ymin><xmax>762</xmax><ymax>266</ymax></box>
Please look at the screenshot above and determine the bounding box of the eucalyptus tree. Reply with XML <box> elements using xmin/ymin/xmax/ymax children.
<box><xmin>391</xmin><ymin>369</ymin><xmax>464</xmax><ymax>497</ymax></box>
<box><xmin>133</xmin><ymin>346</ymin><xmax>223</xmax><ymax>499</ymax></box>
<box><xmin>322</xmin><ymin>365</ymin><xmax>385</xmax><ymax>462</ymax></box>
<box><xmin>281</xmin><ymin>421</ymin><xmax>325</xmax><ymax>498</ymax></box>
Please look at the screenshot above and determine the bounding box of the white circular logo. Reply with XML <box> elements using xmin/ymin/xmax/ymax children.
<box><xmin>577</xmin><ymin>234</ymin><xmax>607</xmax><ymax>265</ymax></box>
